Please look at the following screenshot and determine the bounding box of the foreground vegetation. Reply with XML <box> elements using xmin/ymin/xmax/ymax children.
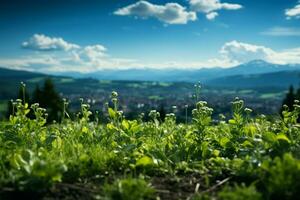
<box><xmin>1</xmin><ymin>88</ymin><xmax>300</xmax><ymax>200</ymax></box>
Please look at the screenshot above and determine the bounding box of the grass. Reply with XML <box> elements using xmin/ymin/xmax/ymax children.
<box><xmin>99</xmin><ymin>80</ymin><xmax>112</xmax><ymax>84</ymax></box>
<box><xmin>58</xmin><ymin>78</ymin><xmax>75</xmax><ymax>83</ymax></box>
<box><xmin>238</xmin><ymin>90</ymin><xmax>253</xmax><ymax>94</ymax></box>
<box><xmin>0</xmin><ymin>92</ymin><xmax>300</xmax><ymax>200</ymax></box>
<box><xmin>148</xmin><ymin>95</ymin><xmax>164</xmax><ymax>100</ymax></box>
<box><xmin>127</xmin><ymin>83</ymin><xmax>148</xmax><ymax>89</ymax></box>
<box><xmin>260</xmin><ymin>92</ymin><xmax>285</xmax><ymax>99</ymax></box>
<box><xmin>27</xmin><ymin>77</ymin><xmax>45</xmax><ymax>83</ymax></box>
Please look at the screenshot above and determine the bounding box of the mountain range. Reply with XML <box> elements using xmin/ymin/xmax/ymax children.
<box><xmin>52</xmin><ymin>60</ymin><xmax>298</xmax><ymax>81</ymax></box>
<box><xmin>1</xmin><ymin>60</ymin><xmax>300</xmax><ymax>89</ymax></box>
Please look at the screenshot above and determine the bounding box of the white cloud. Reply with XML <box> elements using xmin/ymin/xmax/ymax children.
<box><xmin>0</xmin><ymin>55</ymin><xmax>62</xmax><ymax>71</ymax></box>
<box><xmin>206</xmin><ymin>12</ymin><xmax>218</xmax><ymax>20</ymax></box>
<box><xmin>220</xmin><ymin>40</ymin><xmax>275</xmax><ymax>63</ymax></box>
<box><xmin>114</xmin><ymin>0</ymin><xmax>197</xmax><ymax>24</ymax></box>
<box><xmin>3</xmin><ymin>34</ymin><xmax>300</xmax><ymax>73</ymax></box>
<box><xmin>81</xmin><ymin>45</ymin><xmax>107</xmax><ymax>61</ymax></box>
<box><xmin>220</xmin><ymin>40</ymin><xmax>300</xmax><ymax>65</ymax></box>
<box><xmin>22</xmin><ymin>34</ymin><xmax>80</xmax><ymax>51</ymax></box>
<box><xmin>221</xmin><ymin>3</ymin><xmax>242</xmax><ymax>10</ymax></box>
<box><xmin>2</xmin><ymin>33</ymin><xmax>141</xmax><ymax>72</ymax></box>
<box><xmin>261</xmin><ymin>27</ymin><xmax>300</xmax><ymax>36</ymax></box>
<box><xmin>270</xmin><ymin>48</ymin><xmax>300</xmax><ymax>65</ymax></box>
<box><xmin>189</xmin><ymin>0</ymin><xmax>242</xmax><ymax>20</ymax></box>
<box><xmin>285</xmin><ymin>3</ymin><xmax>300</xmax><ymax>19</ymax></box>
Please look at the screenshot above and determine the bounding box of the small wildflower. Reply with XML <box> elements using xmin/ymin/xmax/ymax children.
<box><xmin>117</xmin><ymin>111</ymin><xmax>123</xmax><ymax>116</ymax></box>
<box><xmin>219</xmin><ymin>114</ymin><xmax>226</xmax><ymax>120</ymax></box>
<box><xmin>149</xmin><ymin>110</ymin><xmax>159</xmax><ymax>119</ymax></box>
<box><xmin>112</xmin><ymin>98</ymin><xmax>118</xmax><ymax>104</ymax></box>
<box><xmin>111</xmin><ymin>91</ymin><xmax>118</xmax><ymax>98</ymax></box>
<box><xmin>244</xmin><ymin>108</ymin><xmax>253</xmax><ymax>114</ymax></box>
<box><xmin>20</xmin><ymin>81</ymin><xmax>26</xmax><ymax>88</ymax></box>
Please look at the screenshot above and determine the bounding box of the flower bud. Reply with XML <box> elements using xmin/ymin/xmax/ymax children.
<box><xmin>111</xmin><ymin>91</ymin><xmax>118</xmax><ymax>98</ymax></box>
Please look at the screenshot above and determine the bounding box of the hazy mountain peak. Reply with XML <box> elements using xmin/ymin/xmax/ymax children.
<box><xmin>245</xmin><ymin>59</ymin><xmax>270</xmax><ymax>66</ymax></box>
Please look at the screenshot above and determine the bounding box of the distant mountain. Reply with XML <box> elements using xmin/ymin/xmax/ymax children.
<box><xmin>0</xmin><ymin>67</ymin><xmax>70</xmax><ymax>100</ymax></box>
<box><xmin>1</xmin><ymin>60</ymin><xmax>300</xmax><ymax>92</ymax></box>
<box><xmin>220</xmin><ymin>60</ymin><xmax>298</xmax><ymax>76</ymax></box>
<box><xmin>54</xmin><ymin>60</ymin><xmax>300</xmax><ymax>83</ymax></box>
<box><xmin>0</xmin><ymin>67</ymin><xmax>46</xmax><ymax>79</ymax></box>
<box><xmin>56</xmin><ymin>68</ymin><xmax>223</xmax><ymax>82</ymax></box>
<box><xmin>207</xmin><ymin>70</ymin><xmax>300</xmax><ymax>89</ymax></box>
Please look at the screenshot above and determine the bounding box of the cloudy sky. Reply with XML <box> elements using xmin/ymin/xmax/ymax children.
<box><xmin>1</xmin><ymin>0</ymin><xmax>300</xmax><ymax>73</ymax></box>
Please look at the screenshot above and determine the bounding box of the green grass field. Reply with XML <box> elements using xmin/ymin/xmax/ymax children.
<box><xmin>0</xmin><ymin>93</ymin><xmax>300</xmax><ymax>200</ymax></box>
<box><xmin>260</xmin><ymin>92</ymin><xmax>285</xmax><ymax>99</ymax></box>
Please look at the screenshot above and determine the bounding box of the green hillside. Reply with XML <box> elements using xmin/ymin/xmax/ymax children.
<box><xmin>207</xmin><ymin>70</ymin><xmax>300</xmax><ymax>89</ymax></box>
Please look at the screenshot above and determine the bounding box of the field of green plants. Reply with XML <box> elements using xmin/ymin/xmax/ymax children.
<box><xmin>1</xmin><ymin>86</ymin><xmax>300</xmax><ymax>200</ymax></box>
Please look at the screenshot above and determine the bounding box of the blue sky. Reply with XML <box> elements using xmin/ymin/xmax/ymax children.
<box><xmin>1</xmin><ymin>0</ymin><xmax>300</xmax><ymax>72</ymax></box>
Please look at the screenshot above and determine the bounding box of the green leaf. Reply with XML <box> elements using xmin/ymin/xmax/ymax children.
<box><xmin>213</xmin><ymin>149</ymin><xmax>220</xmax><ymax>157</ymax></box>
<box><xmin>81</xmin><ymin>126</ymin><xmax>89</xmax><ymax>133</ymax></box>
<box><xmin>201</xmin><ymin>142</ymin><xmax>209</xmax><ymax>158</ymax></box>
<box><xmin>220</xmin><ymin>137</ymin><xmax>230</xmax><ymax>148</ymax></box>
<box><xmin>107</xmin><ymin>123</ymin><xmax>118</xmax><ymax>131</ymax></box>
<box><xmin>122</xmin><ymin>120</ymin><xmax>129</xmax><ymax>130</ymax></box>
<box><xmin>244</xmin><ymin>124</ymin><xmax>257</xmax><ymax>136</ymax></box>
<box><xmin>276</xmin><ymin>134</ymin><xmax>291</xmax><ymax>144</ymax></box>
<box><xmin>108</xmin><ymin>108</ymin><xmax>116</xmax><ymax>119</ymax></box>
<box><xmin>263</xmin><ymin>132</ymin><xmax>276</xmax><ymax>143</ymax></box>
<box><xmin>228</xmin><ymin>119</ymin><xmax>236</xmax><ymax>125</ymax></box>
<box><xmin>52</xmin><ymin>136</ymin><xmax>62</xmax><ymax>148</ymax></box>
<box><xmin>242</xmin><ymin>140</ymin><xmax>253</xmax><ymax>147</ymax></box>
<box><xmin>130</xmin><ymin>123</ymin><xmax>141</xmax><ymax>134</ymax></box>
<box><xmin>136</xmin><ymin>156</ymin><xmax>154</xmax><ymax>167</ymax></box>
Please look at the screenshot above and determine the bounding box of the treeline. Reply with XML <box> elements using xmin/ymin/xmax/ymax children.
<box><xmin>7</xmin><ymin>78</ymin><xmax>63</xmax><ymax>122</ymax></box>
<box><xmin>282</xmin><ymin>85</ymin><xmax>300</xmax><ymax>113</ymax></box>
